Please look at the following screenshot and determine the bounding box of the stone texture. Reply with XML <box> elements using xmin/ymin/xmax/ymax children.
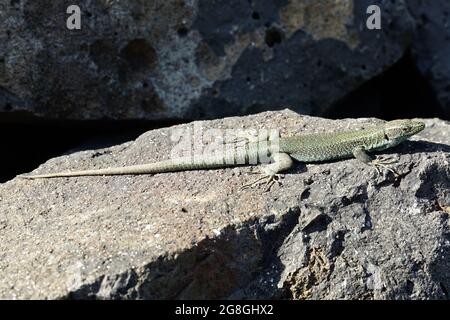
<box><xmin>0</xmin><ymin>0</ymin><xmax>416</xmax><ymax>120</ymax></box>
<box><xmin>407</xmin><ymin>0</ymin><xmax>450</xmax><ymax>118</ymax></box>
<box><xmin>0</xmin><ymin>110</ymin><xmax>449</xmax><ymax>299</ymax></box>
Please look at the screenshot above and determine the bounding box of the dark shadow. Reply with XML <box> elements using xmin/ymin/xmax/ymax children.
<box><xmin>324</xmin><ymin>51</ymin><xmax>446</xmax><ymax>120</ymax></box>
<box><xmin>380</xmin><ymin>140</ymin><xmax>450</xmax><ymax>156</ymax></box>
<box><xmin>66</xmin><ymin>207</ymin><xmax>301</xmax><ymax>299</ymax></box>
<box><xmin>0</xmin><ymin>116</ymin><xmax>182</xmax><ymax>183</ymax></box>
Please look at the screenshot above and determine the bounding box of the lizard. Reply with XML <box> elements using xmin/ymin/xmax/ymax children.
<box><xmin>19</xmin><ymin>119</ymin><xmax>425</xmax><ymax>189</ymax></box>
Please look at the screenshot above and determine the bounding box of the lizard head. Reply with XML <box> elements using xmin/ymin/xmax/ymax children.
<box><xmin>383</xmin><ymin>119</ymin><xmax>425</xmax><ymax>145</ymax></box>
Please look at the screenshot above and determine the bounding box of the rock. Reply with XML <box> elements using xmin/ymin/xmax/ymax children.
<box><xmin>0</xmin><ymin>109</ymin><xmax>448</xmax><ymax>299</ymax></box>
<box><xmin>0</xmin><ymin>0</ymin><xmax>415</xmax><ymax>120</ymax></box>
<box><xmin>407</xmin><ymin>0</ymin><xmax>450</xmax><ymax>118</ymax></box>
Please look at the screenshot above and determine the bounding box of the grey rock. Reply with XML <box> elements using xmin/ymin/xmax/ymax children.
<box><xmin>0</xmin><ymin>0</ymin><xmax>415</xmax><ymax>120</ymax></box>
<box><xmin>407</xmin><ymin>0</ymin><xmax>450</xmax><ymax>118</ymax></box>
<box><xmin>0</xmin><ymin>110</ymin><xmax>449</xmax><ymax>299</ymax></box>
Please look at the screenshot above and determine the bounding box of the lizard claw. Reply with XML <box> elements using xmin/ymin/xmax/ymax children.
<box><xmin>241</xmin><ymin>173</ymin><xmax>283</xmax><ymax>192</ymax></box>
<box><xmin>370</xmin><ymin>156</ymin><xmax>399</xmax><ymax>177</ymax></box>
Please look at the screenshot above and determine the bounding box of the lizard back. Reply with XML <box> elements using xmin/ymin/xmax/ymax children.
<box><xmin>279</xmin><ymin>126</ymin><xmax>388</xmax><ymax>162</ymax></box>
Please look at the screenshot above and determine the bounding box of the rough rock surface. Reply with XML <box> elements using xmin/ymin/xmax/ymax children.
<box><xmin>407</xmin><ymin>0</ymin><xmax>450</xmax><ymax>118</ymax></box>
<box><xmin>0</xmin><ymin>110</ymin><xmax>449</xmax><ymax>299</ymax></box>
<box><xmin>0</xmin><ymin>0</ymin><xmax>415</xmax><ymax>120</ymax></box>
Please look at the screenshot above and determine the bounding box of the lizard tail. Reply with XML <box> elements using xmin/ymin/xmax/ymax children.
<box><xmin>18</xmin><ymin>165</ymin><xmax>151</xmax><ymax>179</ymax></box>
<box><xmin>18</xmin><ymin>155</ymin><xmax>239</xmax><ymax>179</ymax></box>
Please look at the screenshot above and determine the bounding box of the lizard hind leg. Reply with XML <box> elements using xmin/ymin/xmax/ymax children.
<box><xmin>241</xmin><ymin>153</ymin><xmax>294</xmax><ymax>192</ymax></box>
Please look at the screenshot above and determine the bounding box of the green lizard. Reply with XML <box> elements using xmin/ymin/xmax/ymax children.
<box><xmin>20</xmin><ymin>119</ymin><xmax>425</xmax><ymax>189</ymax></box>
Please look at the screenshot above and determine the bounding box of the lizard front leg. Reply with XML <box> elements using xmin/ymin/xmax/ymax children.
<box><xmin>352</xmin><ymin>146</ymin><xmax>398</xmax><ymax>176</ymax></box>
<box><xmin>241</xmin><ymin>153</ymin><xmax>294</xmax><ymax>191</ymax></box>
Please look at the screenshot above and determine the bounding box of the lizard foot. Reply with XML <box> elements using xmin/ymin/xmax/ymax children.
<box><xmin>241</xmin><ymin>174</ymin><xmax>282</xmax><ymax>192</ymax></box>
<box><xmin>241</xmin><ymin>153</ymin><xmax>293</xmax><ymax>191</ymax></box>
<box><xmin>370</xmin><ymin>156</ymin><xmax>399</xmax><ymax>177</ymax></box>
